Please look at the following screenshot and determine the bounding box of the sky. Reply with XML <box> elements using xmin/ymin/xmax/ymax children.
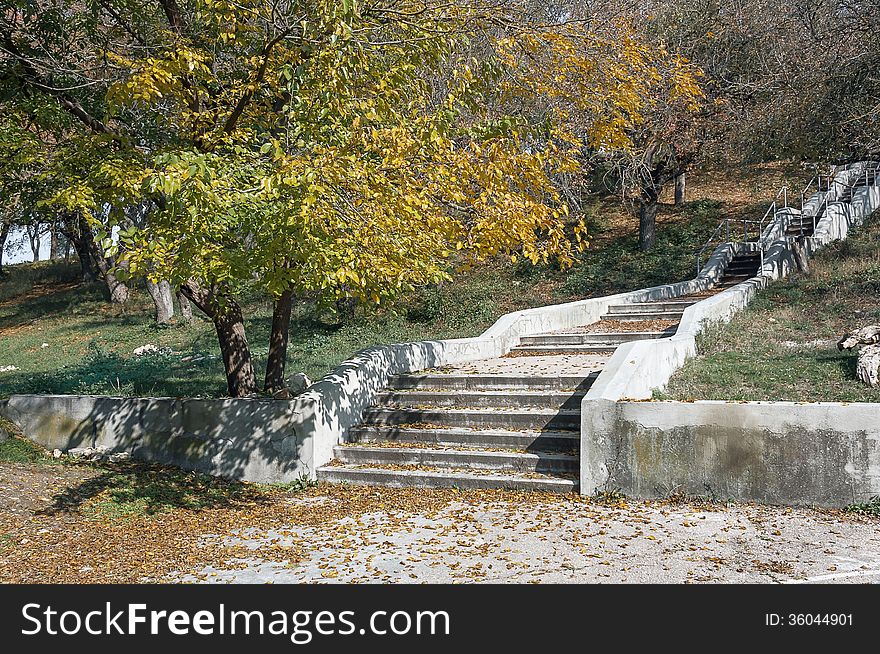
<box><xmin>3</xmin><ymin>226</ymin><xmax>53</xmax><ymax>265</ymax></box>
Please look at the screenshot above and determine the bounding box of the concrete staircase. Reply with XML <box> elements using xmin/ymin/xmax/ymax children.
<box><xmin>718</xmin><ymin>252</ymin><xmax>761</xmax><ymax>286</ymax></box>
<box><xmin>317</xmin><ymin>227</ymin><xmax>773</xmax><ymax>493</ymax></box>
<box><xmin>317</xmin><ymin>371</ymin><xmax>591</xmax><ymax>492</ymax></box>
<box><xmin>837</xmin><ymin>162</ymin><xmax>879</xmax><ymax>204</ymax></box>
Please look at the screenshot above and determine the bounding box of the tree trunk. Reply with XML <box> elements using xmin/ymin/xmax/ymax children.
<box><xmin>72</xmin><ymin>234</ymin><xmax>97</xmax><ymax>282</ymax></box>
<box><xmin>639</xmin><ymin>195</ymin><xmax>658</xmax><ymax>251</ymax></box>
<box><xmin>181</xmin><ymin>280</ymin><xmax>258</xmax><ymax>397</ymax></box>
<box><xmin>176</xmin><ymin>288</ymin><xmax>193</xmax><ymax>322</ymax></box>
<box><xmin>674</xmin><ymin>173</ymin><xmax>686</xmax><ymax>206</ymax></box>
<box><xmin>0</xmin><ymin>220</ymin><xmax>10</xmax><ymax>274</ymax></box>
<box><xmin>145</xmin><ymin>278</ymin><xmax>175</xmax><ymax>324</ymax></box>
<box><xmin>81</xmin><ymin>215</ymin><xmax>128</xmax><ymax>304</ymax></box>
<box><xmin>27</xmin><ymin>224</ymin><xmax>41</xmax><ymax>261</ymax></box>
<box><xmin>264</xmin><ymin>288</ymin><xmax>294</xmax><ymax>393</ymax></box>
<box><xmin>49</xmin><ymin>222</ymin><xmax>61</xmax><ymax>259</ymax></box>
<box><xmin>62</xmin><ymin>213</ymin><xmax>96</xmax><ymax>281</ymax></box>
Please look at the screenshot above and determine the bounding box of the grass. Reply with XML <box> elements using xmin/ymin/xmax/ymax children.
<box><xmin>845</xmin><ymin>497</ymin><xmax>880</xmax><ymax>517</ymax></box>
<box><xmin>0</xmin><ymin>161</ymin><xmax>807</xmax><ymax>398</ymax></box>
<box><xmin>59</xmin><ymin>463</ymin><xmax>266</xmax><ymax>520</ymax></box>
<box><xmin>662</xmin><ymin>210</ymin><xmax>880</xmax><ymax>403</ymax></box>
<box><xmin>0</xmin><ymin>430</ymin><xmax>54</xmax><ymax>464</ymax></box>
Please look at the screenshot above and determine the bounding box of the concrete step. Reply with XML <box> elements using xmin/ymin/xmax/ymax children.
<box><xmin>519</xmin><ymin>332</ymin><xmax>671</xmax><ymax>346</ymax></box>
<box><xmin>599</xmin><ymin>311</ymin><xmax>684</xmax><ymax>321</ymax></box>
<box><xmin>726</xmin><ymin>262</ymin><xmax>760</xmax><ymax>271</ymax></box>
<box><xmin>316</xmin><ymin>464</ymin><xmax>578</xmax><ymax>493</ymax></box>
<box><xmin>510</xmin><ymin>344</ymin><xmax>619</xmax><ymax>354</ymax></box>
<box><xmin>624</xmin><ymin>297</ymin><xmax>698</xmax><ymax>313</ymax></box>
<box><xmin>605</xmin><ymin>302</ymin><xmax>691</xmax><ymax>314</ymax></box>
<box><xmin>332</xmin><ymin>445</ymin><xmax>578</xmax><ymax>473</ymax></box>
<box><xmin>349</xmin><ymin>425</ymin><xmax>580</xmax><ymax>451</ymax></box>
<box><xmin>375</xmin><ymin>388</ymin><xmax>586</xmax><ymax>410</ymax></box>
<box><xmin>361</xmin><ymin>406</ymin><xmax>581</xmax><ymax>430</ymax></box>
<box><xmin>387</xmin><ymin>373</ymin><xmax>597</xmax><ymax>391</ymax></box>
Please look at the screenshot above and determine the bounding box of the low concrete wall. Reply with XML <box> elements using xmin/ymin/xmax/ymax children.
<box><xmin>2</xmin><ymin>394</ymin><xmax>310</xmax><ymax>482</ymax></box>
<box><xmin>582</xmin><ymin>401</ymin><xmax>880</xmax><ymax>507</ymax></box>
<box><xmin>581</xmin><ymin>161</ymin><xmax>880</xmax><ymax>503</ymax></box>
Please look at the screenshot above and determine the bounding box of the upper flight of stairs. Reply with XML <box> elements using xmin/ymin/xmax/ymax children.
<box><xmin>790</xmin><ymin>161</ymin><xmax>879</xmax><ymax>237</ymax></box>
<box><xmin>836</xmin><ymin>162</ymin><xmax>878</xmax><ymax>204</ymax></box>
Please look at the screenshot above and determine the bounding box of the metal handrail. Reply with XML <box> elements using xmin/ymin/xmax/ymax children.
<box><xmin>692</xmin><ymin>163</ymin><xmax>869</xmax><ymax>277</ymax></box>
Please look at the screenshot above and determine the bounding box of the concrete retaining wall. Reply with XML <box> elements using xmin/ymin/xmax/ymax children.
<box><xmin>1</xmin><ymin>394</ymin><xmax>310</xmax><ymax>482</ymax></box>
<box><xmin>582</xmin><ymin>400</ymin><xmax>880</xmax><ymax>507</ymax></box>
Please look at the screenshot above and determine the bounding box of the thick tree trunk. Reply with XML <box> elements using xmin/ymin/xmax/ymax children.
<box><xmin>638</xmin><ymin>195</ymin><xmax>658</xmax><ymax>251</ymax></box>
<box><xmin>674</xmin><ymin>173</ymin><xmax>686</xmax><ymax>206</ymax></box>
<box><xmin>181</xmin><ymin>280</ymin><xmax>258</xmax><ymax>397</ymax></box>
<box><xmin>264</xmin><ymin>289</ymin><xmax>294</xmax><ymax>393</ymax></box>
<box><xmin>176</xmin><ymin>289</ymin><xmax>193</xmax><ymax>322</ymax></box>
<box><xmin>145</xmin><ymin>278</ymin><xmax>175</xmax><ymax>324</ymax></box>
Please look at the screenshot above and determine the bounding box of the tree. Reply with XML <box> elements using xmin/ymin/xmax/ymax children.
<box><xmin>3</xmin><ymin>1</ymin><xmax>703</xmax><ymax>396</ymax></box>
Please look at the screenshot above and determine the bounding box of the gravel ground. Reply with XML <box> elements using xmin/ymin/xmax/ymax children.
<box><xmin>3</xmin><ymin>461</ymin><xmax>879</xmax><ymax>584</ymax></box>
<box><xmin>185</xmin><ymin>495</ymin><xmax>880</xmax><ymax>584</ymax></box>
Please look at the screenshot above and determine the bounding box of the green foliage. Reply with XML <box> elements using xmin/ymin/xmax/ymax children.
<box><xmin>562</xmin><ymin>199</ymin><xmax>722</xmax><ymax>296</ymax></box>
<box><xmin>845</xmin><ymin>497</ymin><xmax>880</xmax><ymax>518</ymax></box>
<box><xmin>0</xmin><ymin>258</ymin><xmax>565</xmax><ymax>398</ymax></box>
<box><xmin>0</xmin><ymin>431</ymin><xmax>52</xmax><ymax>464</ymax></box>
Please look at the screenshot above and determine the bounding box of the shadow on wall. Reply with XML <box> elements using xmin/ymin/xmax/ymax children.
<box><xmin>2</xmin><ymin>394</ymin><xmax>308</xmax><ymax>483</ymax></box>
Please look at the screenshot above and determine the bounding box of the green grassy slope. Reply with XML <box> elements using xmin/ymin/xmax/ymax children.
<box><xmin>663</xmin><ymin>211</ymin><xmax>880</xmax><ymax>402</ymax></box>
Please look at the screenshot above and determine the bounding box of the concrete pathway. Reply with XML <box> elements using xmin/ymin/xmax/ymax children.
<box><xmin>183</xmin><ymin>495</ymin><xmax>880</xmax><ymax>584</ymax></box>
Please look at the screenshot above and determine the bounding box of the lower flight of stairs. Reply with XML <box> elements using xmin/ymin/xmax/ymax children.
<box><xmin>316</xmin><ymin>372</ymin><xmax>591</xmax><ymax>493</ymax></box>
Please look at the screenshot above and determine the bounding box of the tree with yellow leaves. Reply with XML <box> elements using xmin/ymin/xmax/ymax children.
<box><xmin>2</xmin><ymin>1</ymin><xmax>703</xmax><ymax>396</ymax></box>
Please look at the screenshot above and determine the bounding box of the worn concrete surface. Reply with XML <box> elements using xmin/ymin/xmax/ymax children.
<box><xmin>182</xmin><ymin>495</ymin><xmax>880</xmax><ymax>584</ymax></box>
<box><xmin>432</xmin><ymin>353</ymin><xmax>611</xmax><ymax>377</ymax></box>
<box><xmin>583</xmin><ymin>400</ymin><xmax>880</xmax><ymax>507</ymax></box>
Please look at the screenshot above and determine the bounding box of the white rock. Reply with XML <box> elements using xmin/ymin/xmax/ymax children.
<box><xmin>41</xmin><ymin>343</ymin><xmax>49</xmax><ymax>348</ymax></box>
<box><xmin>133</xmin><ymin>344</ymin><xmax>160</xmax><ymax>356</ymax></box>
<box><xmin>0</xmin><ymin>365</ymin><xmax>19</xmax><ymax>372</ymax></box>
<box><xmin>52</xmin><ymin>449</ymin><xmax>63</xmax><ymax>459</ymax></box>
